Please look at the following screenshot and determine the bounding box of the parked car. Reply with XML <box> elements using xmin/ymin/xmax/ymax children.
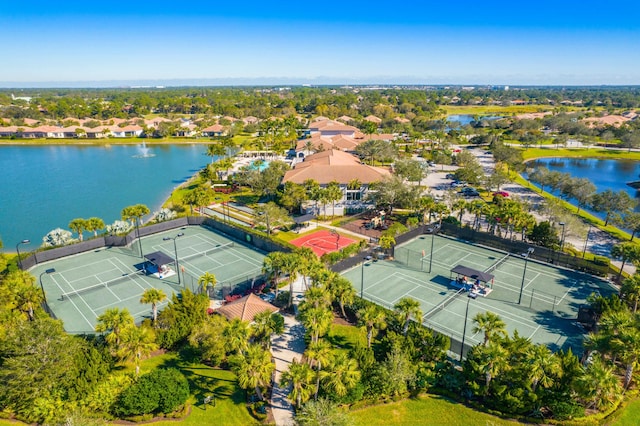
<box><xmin>493</xmin><ymin>191</ymin><xmax>509</xmax><ymax>197</ymax></box>
<box><xmin>445</xmin><ymin>173</ymin><xmax>456</xmax><ymax>179</ymax></box>
<box><xmin>451</xmin><ymin>181</ymin><xmax>467</xmax><ymax>188</ymax></box>
<box><xmin>460</xmin><ymin>187</ymin><xmax>479</xmax><ymax>196</ymax></box>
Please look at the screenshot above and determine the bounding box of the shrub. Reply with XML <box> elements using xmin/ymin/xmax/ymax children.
<box><xmin>112</xmin><ymin>368</ymin><xmax>189</xmax><ymax>417</ymax></box>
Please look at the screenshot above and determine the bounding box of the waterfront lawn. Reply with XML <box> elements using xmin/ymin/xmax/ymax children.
<box><xmin>522</xmin><ymin>147</ymin><xmax>640</xmax><ymax>161</ymax></box>
<box><xmin>348</xmin><ymin>394</ymin><xmax>520</xmax><ymax>426</ymax></box>
<box><xmin>443</xmin><ymin>105</ymin><xmax>556</xmax><ymax>115</ymax></box>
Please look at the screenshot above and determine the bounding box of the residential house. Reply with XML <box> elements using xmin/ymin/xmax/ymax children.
<box><xmin>364</xmin><ymin>115</ymin><xmax>382</xmax><ymax>124</ymax></box>
<box><xmin>109</xmin><ymin>125</ymin><xmax>144</xmax><ymax>138</ymax></box>
<box><xmin>202</xmin><ymin>124</ymin><xmax>227</xmax><ymax>137</ymax></box>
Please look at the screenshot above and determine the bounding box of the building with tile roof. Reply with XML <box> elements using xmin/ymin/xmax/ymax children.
<box><xmin>215</xmin><ymin>293</ymin><xmax>279</xmax><ymax>322</ymax></box>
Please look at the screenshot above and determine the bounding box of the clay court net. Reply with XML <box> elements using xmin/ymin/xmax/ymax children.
<box><xmin>60</xmin><ymin>269</ymin><xmax>146</xmax><ymax>300</ymax></box>
<box><xmin>180</xmin><ymin>241</ymin><xmax>235</xmax><ymax>263</ymax></box>
<box><xmin>485</xmin><ymin>253</ymin><xmax>510</xmax><ymax>273</ymax></box>
<box><xmin>423</xmin><ymin>288</ymin><xmax>466</xmax><ymax>321</ymax></box>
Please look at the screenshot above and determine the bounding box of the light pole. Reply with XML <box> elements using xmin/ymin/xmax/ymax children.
<box><xmin>518</xmin><ymin>248</ymin><xmax>535</xmax><ymax>305</ymax></box>
<box><xmin>360</xmin><ymin>256</ymin><xmax>371</xmax><ymax>298</ymax></box>
<box><xmin>16</xmin><ymin>239</ymin><xmax>30</xmax><ymax>270</ymax></box>
<box><xmin>559</xmin><ymin>222</ymin><xmax>566</xmax><ymax>250</ymax></box>
<box><xmin>582</xmin><ymin>225</ymin><xmax>592</xmax><ymax>258</ymax></box>
<box><xmin>38</xmin><ymin>268</ymin><xmax>55</xmax><ymax>314</ymax></box>
<box><xmin>460</xmin><ymin>295</ymin><xmax>472</xmax><ymax>362</ymax></box>
<box><xmin>135</xmin><ymin>218</ymin><xmax>143</xmax><ymax>258</ymax></box>
<box><xmin>163</xmin><ymin>233</ymin><xmax>184</xmax><ymax>286</ymax></box>
<box><xmin>428</xmin><ymin>228</ymin><xmax>435</xmax><ymax>273</ymax></box>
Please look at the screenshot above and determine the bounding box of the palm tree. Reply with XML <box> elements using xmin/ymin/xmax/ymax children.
<box><xmin>197</xmin><ymin>272</ymin><xmax>217</xmax><ymax>297</ymax></box>
<box><xmin>358</xmin><ymin>305</ymin><xmax>386</xmax><ymax>348</ymax></box>
<box><xmin>95</xmin><ymin>307</ymin><xmax>135</xmax><ymax>349</ymax></box>
<box><xmin>263</xmin><ymin>251</ymin><xmax>286</xmax><ymax>297</ymax></box>
<box><xmin>300</xmin><ymin>307</ymin><xmax>333</xmax><ymax>345</ymax></box>
<box><xmin>280</xmin><ymin>252</ymin><xmax>301</xmax><ymax>308</ymax></box>
<box><xmin>302</xmin><ymin>287</ymin><xmax>332</xmax><ymax>311</ymax></box>
<box><xmin>611</xmin><ymin>242</ymin><xmax>640</xmax><ymax>281</ymax></box>
<box><xmin>527</xmin><ymin>344</ymin><xmax>560</xmax><ymax>393</ymax></box>
<box><xmin>14</xmin><ymin>284</ymin><xmax>42</xmax><ymax>321</ymax></box>
<box><xmin>251</xmin><ymin>310</ymin><xmax>284</xmax><ymax>350</ymax></box>
<box><xmin>472</xmin><ymin>311</ymin><xmax>507</xmax><ymax>346</ymax></box>
<box><xmin>85</xmin><ymin>217</ymin><xmax>105</xmax><ymax>237</ymax></box>
<box><xmin>326</xmin><ymin>276</ymin><xmax>356</xmax><ymax>319</ymax></box>
<box><xmin>280</xmin><ymin>358</ymin><xmax>315</xmax><ymax>408</ymax></box>
<box><xmin>321</xmin><ymin>352</ymin><xmax>361</xmax><ymax>397</ymax></box>
<box><xmin>294</xmin><ymin>246</ymin><xmax>317</xmax><ymax>290</ymax></box>
<box><xmin>620</xmin><ymin>274</ymin><xmax>640</xmax><ymax>313</ymax></box>
<box><xmin>393</xmin><ymin>297</ymin><xmax>423</xmax><ymax>336</ymax></box>
<box><xmin>118</xmin><ymin>325</ymin><xmax>158</xmax><ymax>376</ymax></box>
<box><xmin>68</xmin><ymin>218</ymin><xmax>87</xmax><ymax>242</ymax></box>
<box><xmin>140</xmin><ymin>288</ymin><xmax>167</xmax><ymax>323</ymax></box>
<box><xmin>578</xmin><ymin>356</ymin><xmax>622</xmax><ymax>410</ymax></box>
<box><xmin>223</xmin><ymin>318</ymin><xmax>250</xmax><ymax>355</ymax></box>
<box><xmin>325</xmin><ymin>181</ymin><xmax>343</xmax><ymax>217</ymax></box>
<box><xmin>476</xmin><ymin>342</ymin><xmax>509</xmax><ymax>393</ymax></box>
<box><xmin>305</xmin><ymin>340</ymin><xmax>334</xmax><ymax>400</ymax></box>
<box><xmin>611</xmin><ymin>327</ymin><xmax>640</xmax><ymax>389</ymax></box>
<box><xmin>231</xmin><ymin>344</ymin><xmax>274</xmax><ymax>402</ymax></box>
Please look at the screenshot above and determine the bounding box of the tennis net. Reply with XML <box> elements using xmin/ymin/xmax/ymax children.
<box><xmin>60</xmin><ymin>270</ymin><xmax>145</xmax><ymax>300</ymax></box>
<box><xmin>423</xmin><ymin>288</ymin><xmax>465</xmax><ymax>321</ymax></box>
<box><xmin>180</xmin><ymin>241</ymin><xmax>235</xmax><ymax>263</ymax></box>
<box><xmin>486</xmin><ymin>253</ymin><xmax>509</xmax><ymax>273</ymax></box>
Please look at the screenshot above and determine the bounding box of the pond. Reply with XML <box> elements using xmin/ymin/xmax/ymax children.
<box><xmin>0</xmin><ymin>143</ymin><xmax>209</xmax><ymax>251</ymax></box>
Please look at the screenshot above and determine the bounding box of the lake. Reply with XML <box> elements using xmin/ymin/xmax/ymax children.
<box><xmin>0</xmin><ymin>143</ymin><xmax>209</xmax><ymax>251</ymax></box>
<box><xmin>447</xmin><ymin>114</ymin><xmax>503</xmax><ymax>127</ymax></box>
<box><xmin>527</xmin><ymin>158</ymin><xmax>640</xmax><ymax>214</ymax></box>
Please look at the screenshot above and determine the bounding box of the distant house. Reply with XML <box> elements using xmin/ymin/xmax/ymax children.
<box><xmin>282</xmin><ymin>149</ymin><xmax>390</xmax><ymax>215</ymax></box>
<box><xmin>308</xmin><ymin>119</ymin><xmax>358</xmax><ymax>137</ymax></box>
<box><xmin>201</xmin><ymin>124</ymin><xmax>227</xmax><ymax>137</ymax></box>
<box><xmin>109</xmin><ymin>125</ymin><xmax>144</xmax><ymax>138</ymax></box>
<box><xmin>364</xmin><ymin>115</ymin><xmax>382</xmax><ymax>124</ymax></box>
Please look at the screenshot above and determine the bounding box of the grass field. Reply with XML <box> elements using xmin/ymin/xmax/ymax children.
<box><xmin>348</xmin><ymin>394</ymin><xmax>521</xmax><ymax>426</ymax></box>
<box><xmin>121</xmin><ymin>352</ymin><xmax>259</xmax><ymax>426</ymax></box>
<box><xmin>522</xmin><ymin>147</ymin><xmax>640</xmax><ymax>161</ymax></box>
<box><xmin>443</xmin><ymin>105</ymin><xmax>557</xmax><ymax>115</ymax></box>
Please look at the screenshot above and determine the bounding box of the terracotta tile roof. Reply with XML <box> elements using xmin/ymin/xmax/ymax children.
<box><xmin>309</xmin><ymin>119</ymin><xmax>358</xmax><ymax>133</ymax></box>
<box><xmin>364</xmin><ymin>115</ymin><xmax>382</xmax><ymax>123</ymax></box>
<box><xmin>337</xmin><ymin>115</ymin><xmax>354</xmax><ymax>122</ymax></box>
<box><xmin>202</xmin><ymin>124</ymin><xmax>225</xmax><ymax>132</ymax></box>
<box><xmin>283</xmin><ymin>149</ymin><xmax>390</xmax><ymax>185</ymax></box>
<box><xmin>215</xmin><ymin>293</ymin><xmax>279</xmax><ymax>322</ymax></box>
<box><xmin>394</xmin><ymin>117</ymin><xmax>410</xmax><ymax>123</ymax></box>
<box><xmin>582</xmin><ymin>115</ymin><xmax>630</xmax><ymax>128</ymax></box>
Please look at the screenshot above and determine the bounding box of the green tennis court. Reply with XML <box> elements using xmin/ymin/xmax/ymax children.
<box><xmin>29</xmin><ymin>226</ymin><xmax>266</xmax><ymax>334</ymax></box>
<box><xmin>342</xmin><ymin>234</ymin><xmax>616</xmax><ymax>354</ymax></box>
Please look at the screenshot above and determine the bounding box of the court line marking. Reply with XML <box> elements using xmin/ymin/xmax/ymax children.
<box><xmin>51</xmin><ymin>273</ymin><xmax>96</xmax><ymax>329</ymax></box>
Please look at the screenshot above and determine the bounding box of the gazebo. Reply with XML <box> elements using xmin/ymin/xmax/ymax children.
<box><xmin>144</xmin><ymin>251</ymin><xmax>176</xmax><ymax>279</ymax></box>
<box><xmin>449</xmin><ymin>264</ymin><xmax>494</xmax><ymax>297</ymax></box>
<box><xmin>215</xmin><ymin>293</ymin><xmax>279</xmax><ymax>322</ymax></box>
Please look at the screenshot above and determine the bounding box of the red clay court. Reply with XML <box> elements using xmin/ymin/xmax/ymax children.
<box><xmin>290</xmin><ymin>229</ymin><xmax>357</xmax><ymax>257</ymax></box>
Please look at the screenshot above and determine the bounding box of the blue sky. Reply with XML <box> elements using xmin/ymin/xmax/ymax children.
<box><xmin>2</xmin><ymin>1</ymin><xmax>639</xmax><ymax>86</ymax></box>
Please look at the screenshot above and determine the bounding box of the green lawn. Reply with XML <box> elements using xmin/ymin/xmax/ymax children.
<box><xmin>607</xmin><ymin>396</ymin><xmax>640</xmax><ymax>426</ymax></box>
<box><xmin>327</xmin><ymin>323</ymin><xmax>366</xmax><ymax>353</ymax></box>
<box><xmin>443</xmin><ymin>105</ymin><xmax>557</xmax><ymax>115</ymax></box>
<box><xmin>131</xmin><ymin>352</ymin><xmax>260</xmax><ymax>426</ymax></box>
<box><xmin>348</xmin><ymin>394</ymin><xmax>520</xmax><ymax>426</ymax></box>
<box><xmin>522</xmin><ymin>147</ymin><xmax>640</xmax><ymax>161</ymax></box>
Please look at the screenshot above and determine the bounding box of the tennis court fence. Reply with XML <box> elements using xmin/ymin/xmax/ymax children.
<box><xmin>182</xmin><ymin>269</ymin><xmax>265</xmax><ymax>300</ymax></box>
<box><xmin>60</xmin><ymin>269</ymin><xmax>146</xmax><ymax>300</ymax></box>
<box><xmin>393</xmin><ymin>245</ymin><xmax>428</xmax><ymax>271</ymax></box>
